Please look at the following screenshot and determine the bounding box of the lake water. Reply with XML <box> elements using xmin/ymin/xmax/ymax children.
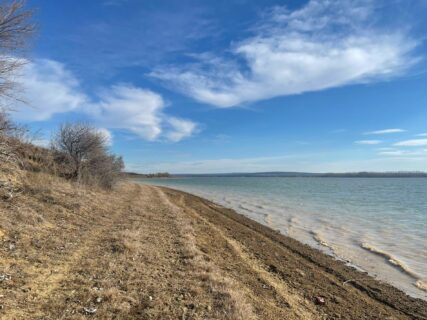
<box><xmin>135</xmin><ymin>177</ymin><xmax>427</xmax><ymax>300</ymax></box>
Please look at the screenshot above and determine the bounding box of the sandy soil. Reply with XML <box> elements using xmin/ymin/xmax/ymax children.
<box><xmin>1</xmin><ymin>177</ymin><xmax>426</xmax><ymax>319</ymax></box>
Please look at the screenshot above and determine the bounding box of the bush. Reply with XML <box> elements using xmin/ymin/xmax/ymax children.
<box><xmin>51</xmin><ymin>123</ymin><xmax>124</xmax><ymax>189</ymax></box>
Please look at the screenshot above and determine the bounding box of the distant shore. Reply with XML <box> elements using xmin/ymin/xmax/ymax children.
<box><xmin>128</xmin><ymin>171</ymin><xmax>427</xmax><ymax>178</ymax></box>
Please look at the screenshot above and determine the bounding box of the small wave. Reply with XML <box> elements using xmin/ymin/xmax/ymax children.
<box><xmin>238</xmin><ymin>204</ymin><xmax>253</xmax><ymax>212</ymax></box>
<box><xmin>360</xmin><ymin>243</ymin><xmax>421</xmax><ymax>283</ymax></box>
<box><xmin>311</xmin><ymin>231</ymin><xmax>335</xmax><ymax>252</ymax></box>
<box><xmin>415</xmin><ymin>280</ymin><xmax>427</xmax><ymax>292</ymax></box>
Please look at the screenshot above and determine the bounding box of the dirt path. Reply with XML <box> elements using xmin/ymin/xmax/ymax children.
<box><xmin>1</xmin><ymin>181</ymin><xmax>427</xmax><ymax>319</ymax></box>
<box><xmin>1</xmin><ymin>182</ymin><xmax>260</xmax><ymax>319</ymax></box>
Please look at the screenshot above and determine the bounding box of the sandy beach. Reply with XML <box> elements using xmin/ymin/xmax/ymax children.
<box><xmin>1</xmin><ymin>177</ymin><xmax>426</xmax><ymax>319</ymax></box>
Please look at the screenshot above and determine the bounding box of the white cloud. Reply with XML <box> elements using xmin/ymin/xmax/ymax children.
<box><xmin>355</xmin><ymin>140</ymin><xmax>382</xmax><ymax>145</ymax></box>
<box><xmin>379</xmin><ymin>149</ymin><xmax>427</xmax><ymax>156</ymax></box>
<box><xmin>92</xmin><ymin>85</ymin><xmax>165</xmax><ymax>140</ymax></box>
<box><xmin>394</xmin><ymin>139</ymin><xmax>427</xmax><ymax>147</ymax></box>
<box><xmin>15</xmin><ymin>59</ymin><xmax>88</xmax><ymax>121</ymax></box>
<box><xmin>416</xmin><ymin>133</ymin><xmax>427</xmax><ymax>137</ymax></box>
<box><xmin>12</xmin><ymin>59</ymin><xmax>197</xmax><ymax>142</ymax></box>
<box><xmin>31</xmin><ymin>138</ymin><xmax>50</xmax><ymax>148</ymax></box>
<box><xmin>365</xmin><ymin>128</ymin><xmax>406</xmax><ymax>135</ymax></box>
<box><xmin>96</xmin><ymin>128</ymin><xmax>113</xmax><ymax>146</ymax></box>
<box><xmin>165</xmin><ymin>117</ymin><xmax>198</xmax><ymax>142</ymax></box>
<box><xmin>91</xmin><ymin>85</ymin><xmax>198</xmax><ymax>141</ymax></box>
<box><xmin>151</xmin><ymin>0</ymin><xmax>420</xmax><ymax>107</ymax></box>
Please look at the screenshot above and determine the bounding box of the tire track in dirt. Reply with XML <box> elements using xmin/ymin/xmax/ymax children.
<box><xmin>166</xmin><ymin>190</ymin><xmax>321</xmax><ymax>320</ymax></box>
<box><xmin>7</xmin><ymin>184</ymin><xmax>143</xmax><ymax>319</ymax></box>
<box><xmin>28</xmin><ymin>184</ymin><xmax>252</xmax><ymax>319</ymax></box>
<box><xmin>154</xmin><ymin>186</ymin><xmax>258</xmax><ymax>320</ymax></box>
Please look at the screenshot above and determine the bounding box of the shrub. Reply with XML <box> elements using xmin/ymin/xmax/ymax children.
<box><xmin>51</xmin><ymin>123</ymin><xmax>124</xmax><ymax>189</ymax></box>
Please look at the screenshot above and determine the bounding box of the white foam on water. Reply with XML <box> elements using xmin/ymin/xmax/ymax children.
<box><xmin>361</xmin><ymin>242</ymin><xmax>427</xmax><ymax>293</ymax></box>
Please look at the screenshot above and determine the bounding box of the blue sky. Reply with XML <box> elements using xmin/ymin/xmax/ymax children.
<box><xmin>12</xmin><ymin>0</ymin><xmax>427</xmax><ymax>173</ymax></box>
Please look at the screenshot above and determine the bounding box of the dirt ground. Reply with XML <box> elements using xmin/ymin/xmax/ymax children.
<box><xmin>1</xmin><ymin>175</ymin><xmax>426</xmax><ymax>319</ymax></box>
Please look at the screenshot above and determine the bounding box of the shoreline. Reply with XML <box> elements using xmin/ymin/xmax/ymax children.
<box><xmin>155</xmin><ymin>184</ymin><xmax>427</xmax><ymax>319</ymax></box>
<box><xmin>138</xmin><ymin>177</ymin><xmax>427</xmax><ymax>301</ymax></box>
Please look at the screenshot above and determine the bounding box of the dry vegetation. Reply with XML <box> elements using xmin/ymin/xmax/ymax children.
<box><xmin>0</xmin><ymin>167</ymin><xmax>258</xmax><ymax>319</ymax></box>
<box><xmin>1</xmin><ymin>169</ymin><xmax>426</xmax><ymax>319</ymax></box>
<box><xmin>51</xmin><ymin>123</ymin><xmax>124</xmax><ymax>189</ymax></box>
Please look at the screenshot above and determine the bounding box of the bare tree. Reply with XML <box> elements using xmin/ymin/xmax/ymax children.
<box><xmin>0</xmin><ymin>2</ymin><xmax>35</xmax><ymax>200</ymax></box>
<box><xmin>51</xmin><ymin>123</ymin><xmax>123</xmax><ymax>188</ymax></box>
<box><xmin>0</xmin><ymin>0</ymin><xmax>34</xmax><ymax>100</ymax></box>
<box><xmin>51</xmin><ymin>123</ymin><xmax>104</xmax><ymax>182</ymax></box>
<box><xmin>0</xmin><ymin>0</ymin><xmax>33</xmax><ymax>164</ymax></box>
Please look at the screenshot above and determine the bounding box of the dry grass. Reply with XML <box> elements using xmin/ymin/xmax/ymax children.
<box><xmin>0</xmin><ymin>141</ymin><xmax>24</xmax><ymax>200</ymax></box>
<box><xmin>157</xmin><ymin>189</ymin><xmax>257</xmax><ymax>320</ymax></box>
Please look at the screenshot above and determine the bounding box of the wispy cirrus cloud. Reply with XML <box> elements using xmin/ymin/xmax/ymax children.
<box><xmin>394</xmin><ymin>139</ymin><xmax>427</xmax><ymax>147</ymax></box>
<box><xmin>416</xmin><ymin>133</ymin><xmax>427</xmax><ymax>137</ymax></box>
<box><xmin>13</xmin><ymin>59</ymin><xmax>198</xmax><ymax>142</ymax></box>
<box><xmin>364</xmin><ymin>128</ymin><xmax>406</xmax><ymax>135</ymax></box>
<box><xmin>151</xmin><ymin>0</ymin><xmax>420</xmax><ymax>107</ymax></box>
<box><xmin>355</xmin><ymin>140</ymin><xmax>382</xmax><ymax>145</ymax></box>
<box><xmin>378</xmin><ymin>149</ymin><xmax>427</xmax><ymax>156</ymax></box>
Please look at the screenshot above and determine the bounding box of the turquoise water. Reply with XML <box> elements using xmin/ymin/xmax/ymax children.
<box><xmin>135</xmin><ymin>177</ymin><xmax>427</xmax><ymax>300</ymax></box>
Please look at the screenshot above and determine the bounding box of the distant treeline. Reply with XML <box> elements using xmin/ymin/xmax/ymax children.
<box><xmin>174</xmin><ymin>171</ymin><xmax>427</xmax><ymax>178</ymax></box>
<box><xmin>126</xmin><ymin>172</ymin><xmax>172</xmax><ymax>178</ymax></box>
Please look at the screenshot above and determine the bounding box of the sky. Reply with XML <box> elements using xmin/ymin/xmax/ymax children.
<box><xmin>10</xmin><ymin>0</ymin><xmax>427</xmax><ymax>173</ymax></box>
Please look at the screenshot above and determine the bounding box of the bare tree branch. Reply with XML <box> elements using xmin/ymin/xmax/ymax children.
<box><xmin>0</xmin><ymin>0</ymin><xmax>34</xmax><ymax>102</ymax></box>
